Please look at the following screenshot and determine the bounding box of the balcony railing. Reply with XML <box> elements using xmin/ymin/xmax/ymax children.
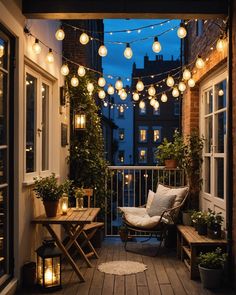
<box><xmin>105</xmin><ymin>166</ymin><xmax>185</xmax><ymax>236</ymax></box>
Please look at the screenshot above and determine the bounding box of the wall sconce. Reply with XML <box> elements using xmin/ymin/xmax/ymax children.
<box><xmin>74</xmin><ymin>112</ymin><xmax>86</xmax><ymax>130</ymax></box>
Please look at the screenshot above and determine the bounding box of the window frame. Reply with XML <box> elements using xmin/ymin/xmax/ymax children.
<box><xmin>139</xmin><ymin>126</ymin><xmax>148</xmax><ymax>143</ymax></box>
<box><xmin>152</xmin><ymin>126</ymin><xmax>162</xmax><ymax>143</ymax></box>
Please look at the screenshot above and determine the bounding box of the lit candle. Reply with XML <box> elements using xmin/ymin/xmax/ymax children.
<box><xmin>61</xmin><ymin>202</ymin><xmax>68</xmax><ymax>215</ymax></box>
<box><xmin>44</xmin><ymin>268</ymin><xmax>56</xmax><ymax>286</ymax></box>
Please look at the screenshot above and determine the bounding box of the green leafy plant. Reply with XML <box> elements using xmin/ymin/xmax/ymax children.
<box><xmin>206</xmin><ymin>209</ymin><xmax>224</xmax><ymax>228</ymax></box>
<box><xmin>75</xmin><ymin>187</ymin><xmax>85</xmax><ymax>199</ymax></box>
<box><xmin>198</xmin><ymin>247</ymin><xmax>227</xmax><ymax>269</ymax></box>
<box><xmin>191</xmin><ymin>211</ymin><xmax>208</xmax><ymax>225</ymax></box>
<box><xmin>61</xmin><ymin>179</ymin><xmax>74</xmax><ymax>195</ymax></box>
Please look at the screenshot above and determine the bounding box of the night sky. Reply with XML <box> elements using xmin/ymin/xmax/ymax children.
<box><xmin>103</xmin><ymin>19</ymin><xmax>181</xmax><ymax>86</ymax></box>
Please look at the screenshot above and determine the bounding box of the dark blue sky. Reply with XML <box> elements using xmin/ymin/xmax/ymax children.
<box><xmin>103</xmin><ymin>19</ymin><xmax>181</xmax><ymax>86</ymax></box>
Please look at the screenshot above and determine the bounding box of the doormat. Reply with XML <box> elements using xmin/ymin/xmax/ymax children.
<box><xmin>98</xmin><ymin>260</ymin><xmax>147</xmax><ymax>275</ymax></box>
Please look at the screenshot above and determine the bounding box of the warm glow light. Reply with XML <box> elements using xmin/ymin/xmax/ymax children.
<box><xmin>136</xmin><ymin>80</ymin><xmax>144</xmax><ymax>92</ymax></box>
<box><xmin>46</xmin><ymin>49</ymin><xmax>54</xmax><ymax>63</ymax></box>
<box><xmin>216</xmin><ymin>37</ymin><xmax>225</xmax><ymax>52</ymax></box>
<box><xmin>183</xmin><ymin>68</ymin><xmax>191</xmax><ymax>80</ymax></box>
<box><xmin>172</xmin><ymin>87</ymin><xmax>180</xmax><ymax>98</ymax></box>
<box><xmin>150</xmin><ymin>98</ymin><xmax>156</xmax><ymax>106</ymax></box>
<box><xmin>152</xmin><ymin>37</ymin><xmax>162</xmax><ymax>53</ymax></box>
<box><xmin>75</xmin><ymin>113</ymin><xmax>86</xmax><ymax>129</ymax></box>
<box><xmin>166</xmin><ymin>76</ymin><xmax>175</xmax><ymax>87</ymax></box>
<box><xmin>71</xmin><ymin>76</ymin><xmax>79</xmax><ymax>87</ymax></box>
<box><xmin>218</xmin><ymin>89</ymin><xmax>224</xmax><ymax>96</ymax></box>
<box><xmin>98</xmin><ymin>89</ymin><xmax>106</xmax><ymax>99</ymax></box>
<box><xmin>120</xmin><ymin>89</ymin><xmax>127</xmax><ymax>100</ymax></box>
<box><xmin>78</xmin><ymin>66</ymin><xmax>86</xmax><ymax>77</ymax></box>
<box><xmin>178</xmin><ymin>81</ymin><xmax>186</xmax><ymax>92</ymax></box>
<box><xmin>80</xmin><ymin>32</ymin><xmax>89</xmax><ymax>45</ymax></box>
<box><xmin>124</xmin><ymin>43</ymin><xmax>133</xmax><ymax>59</ymax></box>
<box><xmin>55</xmin><ymin>29</ymin><xmax>65</xmax><ymax>41</ymax></box>
<box><xmin>139</xmin><ymin>101</ymin><xmax>145</xmax><ymax>109</ymax></box>
<box><xmin>32</xmin><ymin>39</ymin><xmax>41</xmax><ymax>54</ymax></box>
<box><xmin>154</xmin><ymin>100</ymin><xmax>160</xmax><ymax>109</ymax></box>
<box><xmin>98</xmin><ymin>77</ymin><xmax>106</xmax><ymax>87</ymax></box>
<box><xmin>196</xmin><ymin>55</ymin><xmax>205</xmax><ymax>69</ymax></box>
<box><xmin>188</xmin><ymin>78</ymin><xmax>196</xmax><ymax>88</ymax></box>
<box><xmin>107</xmin><ymin>85</ymin><xmax>115</xmax><ymax>95</ymax></box>
<box><xmin>177</xmin><ymin>24</ymin><xmax>187</xmax><ymax>38</ymax></box>
<box><xmin>161</xmin><ymin>93</ymin><xmax>168</xmax><ymax>102</ymax></box>
<box><xmin>115</xmin><ymin>78</ymin><xmax>123</xmax><ymax>90</ymax></box>
<box><xmin>60</xmin><ymin>64</ymin><xmax>69</xmax><ymax>76</ymax></box>
<box><xmin>0</xmin><ymin>45</ymin><xmax>4</xmax><ymax>58</ymax></box>
<box><xmin>44</xmin><ymin>268</ymin><xmax>56</xmax><ymax>286</ymax></box>
<box><xmin>148</xmin><ymin>85</ymin><xmax>156</xmax><ymax>96</ymax></box>
<box><xmin>98</xmin><ymin>45</ymin><xmax>108</xmax><ymax>57</ymax></box>
<box><xmin>87</xmin><ymin>82</ymin><xmax>94</xmax><ymax>94</ymax></box>
<box><xmin>133</xmin><ymin>92</ymin><xmax>139</xmax><ymax>101</ymax></box>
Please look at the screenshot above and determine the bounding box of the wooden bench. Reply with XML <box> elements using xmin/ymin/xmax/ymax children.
<box><xmin>177</xmin><ymin>225</ymin><xmax>227</xmax><ymax>279</ymax></box>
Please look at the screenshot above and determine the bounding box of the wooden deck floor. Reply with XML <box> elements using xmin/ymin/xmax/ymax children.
<box><xmin>18</xmin><ymin>238</ymin><xmax>233</xmax><ymax>295</ymax></box>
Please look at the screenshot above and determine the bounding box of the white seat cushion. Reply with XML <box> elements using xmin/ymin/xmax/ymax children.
<box><xmin>119</xmin><ymin>207</ymin><xmax>147</xmax><ymax>216</ymax></box>
<box><xmin>146</xmin><ymin>190</ymin><xmax>155</xmax><ymax>209</ymax></box>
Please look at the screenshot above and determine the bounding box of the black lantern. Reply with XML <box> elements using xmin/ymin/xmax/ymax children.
<box><xmin>36</xmin><ymin>239</ymin><xmax>62</xmax><ymax>292</ymax></box>
<box><xmin>74</xmin><ymin>112</ymin><xmax>86</xmax><ymax>130</ymax></box>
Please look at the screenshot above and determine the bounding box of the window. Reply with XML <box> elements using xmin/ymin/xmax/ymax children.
<box><xmin>153</xmin><ymin>107</ymin><xmax>160</xmax><ymax>116</ymax></box>
<box><xmin>119</xmin><ymin>128</ymin><xmax>125</xmax><ymax>141</ymax></box>
<box><xmin>118</xmin><ymin>150</ymin><xmax>125</xmax><ymax>163</ymax></box>
<box><xmin>153</xmin><ymin>127</ymin><xmax>161</xmax><ymax>142</ymax></box>
<box><xmin>196</xmin><ymin>20</ymin><xmax>204</xmax><ymax>36</ymax></box>
<box><xmin>118</xmin><ymin>105</ymin><xmax>125</xmax><ymax>118</ymax></box>
<box><xmin>25</xmin><ymin>66</ymin><xmax>52</xmax><ymax>179</ymax></box>
<box><xmin>138</xmin><ymin>148</ymin><xmax>147</xmax><ymax>164</ymax></box>
<box><xmin>174</xmin><ymin>102</ymin><xmax>180</xmax><ymax>116</ymax></box>
<box><xmin>139</xmin><ymin>127</ymin><xmax>148</xmax><ymax>142</ymax></box>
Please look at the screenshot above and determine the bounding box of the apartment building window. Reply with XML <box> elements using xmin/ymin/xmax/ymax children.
<box><xmin>174</xmin><ymin>102</ymin><xmax>180</xmax><ymax>116</ymax></box>
<box><xmin>118</xmin><ymin>150</ymin><xmax>125</xmax><ymax>163</ymax></box>
<box><xmin>153</xmin><ymin>127</ymin><xmax>161</xmax><ymax>143</ymax></box>
<box><xmin>138</xmin><ymin>148</ymin><xmax>147</xmax><ymax>164</ymax></box>
<box><xmin>139</xmin><ymin>127</ymin><xmax>148</xmax><ymax>143</ymax></box>
<box><xmin>119</xmin><ymin>128</ymin><xmax>125</xmax><ymax>141</ymax></box>
<box><xmin>118</xmin><ymin>105</ymin><xmax>125</xmax><ymax>118</ymax></box>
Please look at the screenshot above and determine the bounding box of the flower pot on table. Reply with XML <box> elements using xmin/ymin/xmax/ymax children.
<box><xmin>197</xmin><ymin>223</ymin><xmax>207</xmax><ymax>235</ymax></box>
<box><xmin>198</xmin><ymin>265</ymin><xmax>223</xmax><ymax>289</ymax></box>
<box><xmin>43</xmin><ymin>200</ymin><xmax>59</xmax><ymax>217</ymax></box>
<box><xmin>207</xmin><ymin>225</ymin><xmax>222</xmax><ymax>239</ymax></box>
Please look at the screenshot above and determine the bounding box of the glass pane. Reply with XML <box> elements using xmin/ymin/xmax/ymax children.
<box><xmin>215</xmin><ymin>79</ymin><xmax>226</xmax><ymax>110</ymax></box>
<box><xmin>42</xmin><ymin>83</ymin><xmax>49</xmax><ymax>171</ymax></box>
<box><xmin>204</xmin><ymin>88</ymin><xmax>213</xmax><ymax>114</ymax></box>
<box><xmin>139</xmin><ymin>130</ymin><xmax>147</xmax><ymax>142</ymax></box>
<box><xmin>0</xmin><ymin>71</ymin><xmax>7</xmax><ymax>145</ymax></box>
<box><xmin>0</xmin><ymin>38</ymin><xmax>8</xmax><ymax>70</ymax></box>
<box><xmin>0</xmin><ymin>188</ymin><xmax>7</xmax><ymax>277</ymax></box>
<box><xmin>215</xmin><ymin>158</ymin><xmax>224</xmax><ymax>199</ymax></box>
<box><xmin>0</xmin><ymin>149</ymin><xmax>7</xmax><ymax>184</ymax></box>
<box><xmin>215</xmin><ymin>111</ymin><xmax>226</xmax><ymax>153</ymax></box>
<box><xmin>26</xmin><ymin>73</ymin><xmax>37</xmax><ymax>173</ymax></box>
<box><xmin>204</xmin><ymin>157</ymin><xmax>211</xmax><ymax>193</ymax></box>
<box><xmin>204</xmin><ymin>116</ymin><xmax>212</xmax><ymax>153</ymax></box>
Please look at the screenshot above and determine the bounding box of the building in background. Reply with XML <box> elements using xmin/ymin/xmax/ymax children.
<box><xmin>132</xmin><ymin>55</ymin><xmax>181</xmax><ymax>165</ymax></box>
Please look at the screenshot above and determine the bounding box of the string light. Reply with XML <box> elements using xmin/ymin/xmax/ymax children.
<box><xmin>188</xmin><ymin>78</ymin><xmax>196</xmax><ymax>88</ymax></box>
<box><xmin>107</xmin><ymin>85</ymin><xmax>115</xmax><ymax>95</ymax></box>
<box><xmin>98</xmin><ymin>89</ymin><xmax>106</xmax><ymax>99</ymax></box>
<box><xmin>150</xmin><ymin>98</ymin><xmax>156</xmax><ymax>106</ymax></box>
<box><xmin>80</xmin><ymin>32</ymin><xmax>89</xmax><ymax>45</ymax></box>
<box><xmin>166</xmin><ymin>75</ymin><xmax>175</xmax><ymax>87</ymax></box>
<box><xmin>55</xmin><ymin>28</ymin><xmax>65</xmax><ymax>41</ymax></box>
<box><xmin>136</xmin><ymin>80</ymin><xmax>144</xmax><ymax>92</ymax></box>
<box><xmin>120</xmin><ymin>89</ymin><xmax>127</xmax><ymax>100</ymax></box>
<box><xmin>98</xmin><ymin>44</ymin><xmax>108</xmax><ymax>57</ymax></box>
<box><xmin>152</xmin><ymin>37</ymin><xmax>162</xmax><ymax>53</ymax></box>
<box><xmin>115</xmin><ymin>78</ymin><xmax>123</xmax><ymax>90</ymax></box>
<box><xmin>178</xmin><ymin>81</ymin><xmax>186</xmax><ymax>92</ymax></box>
<box><xmin>0</xmin><ymin>45</ymin><xmax>4</xmax><ymax>58</ymax></box>
<box><xmin>32</xmin><ymin>39</ymin><xmax>41</xmax><ymax>54</ymax></box>
<box><xmin>183</xmin><ymin>68</ymin><xmax>191</xmax><ymax>80</ymax></box>
<box><xmin>46</xmin><ymin>49</ymin><xmax>54</xmax><ymax>63</ymax></box>
<box><xmin>161</xmin><ymin>93</ymin><xmax>168</xmax><ymax>102</ymax></box>
<box><xmin>139</xmin><ymin>101</ymin><xmax>145</xmax><ymax>109</ymax></box>
<box><xmin>148</xmin><ymin>85</ymin><xmax>156</xmax><ymax>96</ymax></box>
<box><xmin>172</xmin><ymin>87</ymin><xmax>180</xmax><ymax>98</ymax></box>
<box><xmin>177</xmin><ymin>23</ymin><xmax>187</xmax><ymax>38</ymax></box>
<box><xmin>218</xmin><ymin>89</ymin><xmax>224</xmax><ymax>96</ymax></box>
<box><xmin>196</xmin><ymin>55</ymin><xmax>205</xmax><ymax>69</ymax></box>
<box><xmin>133</xmin><ymin>92</ymin><xmax>139</xmax><ymax>101</ymax></box>
<box><xmin>124</xmin><ymin>43</ymin><xmax>133</xmax><ymax>59</ymax></box>
<box><xmin>216</xmin><ymin>36</ymin><xmax>226</xmax><ymax>52</ymax></box>
<box><xmin>154</xmin><ymin>100</ymin><xmax>160</xmax><ymax>109</ymax></box>
<box><xmin>98</xmin><ymin>77</ymin><xmax>106</xmax><ymax>87</ymax></box>
<box><xmin>60</xmin><ymin>64</ymin><xmax>69</xmax><ymax>76</ymax></box>
<box><xmin>78</xmin><ymin>66</ymin><xmax>86</xmax><ymax>77</ymax></box>
<box><xmin>87</xmin><ymin>82</ymin><xmax>94</xmax><ymax>94</ymax></box>
<box><xmin>71</xmin><ymin>76</ymin><xmax>79</xmax><ymax>87</ymax></box>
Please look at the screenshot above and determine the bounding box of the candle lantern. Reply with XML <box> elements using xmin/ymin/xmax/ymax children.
<box><xmin>74</xmin><ymin>112</ymin><xmax>86</xmax><ymax>130</ymax></box>
<box><xmin>61</xmin><ymin>193</ymin><xmax>69</xmax><ymax>215</ymax></box>
<box><xmin>36</xmin><ymin>239</ymin><xmax>62</xmax><ymax>292</ymax></box>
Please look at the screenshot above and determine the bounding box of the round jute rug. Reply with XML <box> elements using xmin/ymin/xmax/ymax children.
<box><xmin>98</xmin><ymin>260</ymin><xmax>147</xmax><ymax>275</ymax></box>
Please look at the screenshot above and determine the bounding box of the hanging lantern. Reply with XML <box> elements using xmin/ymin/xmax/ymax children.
<box><xmin>188</xmin><ymin>78</ymin><xmax>196</xmax><ymax>88</ymax></box>
<box><xmin>152</xmin><ymin>37</ymin><xmax>162</xmax><ymax>53</ymax></box>
<box><xmin>148</xmin><ymin>85</ymin><xmax>156</xmax><ymax>96</ymax></box>
<box><xmin>107</xmin><ymin>85</ymin><xmax>115</xmax><ymax>95</ymax></box>
<box><xmin>182</xmin><ymin>68</ymin><xmax>191</xmax><ymax>80</ymax></box>
<box><xmin>32</xmin><ymin>39</ymin><xmax>41</xmax><ymax>55</ymax></box>
<box><xmin>136</xmin><ymin>80</ymin><xmax>144</xmax><ymax>92</ymax></box>
<box><xmin>178</xmin><ymin>81</ymin><xmax>186</xmax><ymax>92</ymax></box>
<box><xmin>195</xmin><ymin>55</ymin><xmax>205</xmax><ymax>69</ymax></box>
<box><xmin>161</xmin><ymin>93</ymin><xmax>168</xmax><ymax>102</ymax></box>
<box><xmin>124</xmin><ymin>43</ymin><xmax>133</xmax><ymax>59</ymax></box>
<box><xmin>36</xmin><ymin>239</ymin><xmax>62</xmax><ymax>292</ymax></box>
<box><xmin>133</xmin><ymin>92</ymin><xmax>139</xmax><ymax>101</ymax></box>
<box><xmin>78</xmin><ymin>66</ymin><xmax>86</xmax><ymax>77</ymax></box>
<box><xmin>115</xmin><ymin>78</ymin><xmax>123</xmax><ymax>90</ymax></box>
<box><xmin>98</xmin><ymin>44</ymin><xmax>108</xmax><ymax>57</ymax></box>
<box><xmin>80</xmin><ymin>32</ymin><xmax>89</xmax><ymax>45</ymax></box>
<box><xmin>166</xmin><ymin>76</ymin><xmax>175</xmax><ymax>87</ymax></box>
<box><xmin>61</xmin><ymin>193</ymin><xmax>69</xmax><ymax>215</ymax></box>
<box><xmin>98</xmin><ymin>77</ymin><xmax>106</xmax><ymax>87</ymax></box>
<box><xmin>55</xmin><ymin>28</ymin><xmax>65</xmax><ymax>41</ymax></box>
<box><xmin>177</xmin><ymin>23</ymin><xmax>187</xmax><ymax>39</ymax></box>
<box><xmin>74</xmin><ymin>112</ymin><xmax>86</xmax><ymax>130</ymax></box>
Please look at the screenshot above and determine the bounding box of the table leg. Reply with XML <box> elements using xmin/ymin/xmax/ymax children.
<box><xmin>81</xmin><ymin>230</ymin><xmax>99</xmax><ymax>259</ymax></box>
<box><xmin>190</xmin><ymin>245</ymin><xmax>197</xmax><ymax>280</ymax></box>
<box><xmin>45</xmin><ymin>224</ymin><xmax>85</xmax><ymax>282</ymax></box>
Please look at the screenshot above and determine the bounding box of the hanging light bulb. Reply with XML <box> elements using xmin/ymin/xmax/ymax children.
<box><xmin>136</xmin><ymin>80</ymin><xmax>144</xmax><ymax>92</ymax></box>
<box><xmin>0</xmin><ymin>45</ymin><xmax>4</xmax><ymax>58</ymax></box>
<box><xmin>107</xmin><ymin>85</ymin><xmax>115</xmax><ymax>95</ymax></box>
<box><xmin>218</xmin><ymin>89</ymin><xmax>224</xmax><ymax>96</ymax></box>
<box><xmin>195</xmin><ymin>55</ymin><xmax>205</xmax><ymax>69</ymax></box>
<box><xmin>46</xmin><ymin>49</ymin><xmax>54</xmax><ymax>63</ymax></box>
<box><xmin>124</xmin><ymin>43</ymin><xmax>133</xmax><ymax>59</ymax></box>
<box><xmin>60</xmin><ymin>64</ymin><xmax>69</xmax><ymax>76</ymax></box>
<box><xmin>178</xmin><ymin>81</ymin><xmax>187</xmax><ymax>92</ymax></box>
<box><xmin>154</xmin><ymin>100</ymin><xmax>160</xmax><ymax>109</ymax></box>
<box><xmin>183</xmin><ymin>68</ymin><xmax>191</xmax><ymax>80</ymax></box>
<box><xmin>150</xmin><ymin>98</ymin><xmax>156</xmax><ymax>106</ymax></box>
<box><xmin>55</xmin><ymin>28</ymin><xmax>65</xmax><ymax>40</ymax></box>
<box><xmin>32</xmin><ymin>39</ymin><xmax>41</xmax><ymax>54</ymax></box>
<box><xmin>120</xmin><ymin>90</ymin><xmax>127</xmax><ymax>100</ymax></box>
<box><xmin>71</xmin><ymin>76</ymin><xmax>79</xmax><ymax>87</ymax></box>
<box><xmin>161</xmin><ymin>93</ymin><xmax>168</xmax><ymax>102</ymax></box>
<box><xmin>152</xmin><ymin>37</ymin><xmax>162</xmax><ymax>53</ymax></box>
<box><xmin>216</xmin><ymin>37</ymin><xmax>225</xmax><ymax>52</ymax></box>
<box><xmin>115</xmin><ymin>78</ymin><xmax>123</xmax><ymax>90</ymax></box>
<box><xmin>166</xmin><ymin>76</ymin><xmax>175</xmax><ymax>87</ymax></box>
<box><xmin>98</xmin><ymin>89</ymin><xmax>106</xmax><ymax>99</ymax></box>
<box><xmin>188</xmin><ymin>78</ymin><xmax>196</xmax><ymax>88</ymax></box>
<box><xmin>133</xmin><ymin>92</ymin><xmax>139</xmax><ymax>101</ymax></box>
<box><xmin>177</xmin><ymin>23</ymin><xmax>187</xmax><ymax>39</ymax></box>
<box><xmin>98</xmin><ymin>77</ymin><xmax>106</xmax><ymax>87</ymax></box>
<box><xmin>139</xmin><ymin>101</ymin><xmax>145</xmax><ymax>109</ymax></box>
<box><xmin>80</xmin><ymin>32</ymin><xmax>89</xmax><ymax>45</ymax></box>
<box><xmin>98</xmin><ymin>44</ymin><xmax>108</xmax><ymax>57</ymax></box>
<box><xmin>148</xmin><ymin>85</ymin><xmax>156</xmax><ymax>96</ymax></box>
<box><xmin>172</xmin><ymin>87</ymin><xmax>180</xmax><ymax>98</ymax></box>
<box><xmin>87</xmin><ymin>82</ymin><xmax>94</xmax><ymax>94</ymax></box>
<box><xmin>77</xmin><ymin>66</ymin><xmax>86</xmax><ymax>77</ymax></box>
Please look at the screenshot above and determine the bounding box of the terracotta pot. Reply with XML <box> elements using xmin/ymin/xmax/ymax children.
<box><xmin>43</xmin><ymin>200</ymin><xmax>59</xmax><ymax>217</ymax></box>
<box><xmin>165</xmin><ymin>159</ymin><xmax>177</xmax><ymax>169</ymax></box>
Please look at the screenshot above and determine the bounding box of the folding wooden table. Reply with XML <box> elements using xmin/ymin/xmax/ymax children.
<box><xmin>32</xmin><ymin>207</ymin><xmax>100</xmax><ymax>282</ymax></box>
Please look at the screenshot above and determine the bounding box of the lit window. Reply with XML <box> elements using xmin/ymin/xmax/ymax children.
<box><xmin>118</xmin><ymin>106</ymin><xmax>125</xmax><ymax>118</ymax></box>
<box><xmin>139</xmin><ymin>127</ymin><xmax>147</xmax><ymax>142</ymax></box>
<box><xmin>118</xmin><ymin>150</ymin><xmax>125</xmax><ymax>163</ymax></box>
<box><xmin>119</xmin><ymin>128</ymin><xmax>125</xmax><ymax>141</ymax></box>
<box><xmin>174</xmin><ymin>102</ymin><xmax>180</xmax><ymax>116</ymax></box>
<box><xmin>153</xmin><ymin>128</ymin><xmax>161</xmax><ymax>142</ymax></box>
<box><xmin>138</xmin><ymin>148</ymin><xmax>147</xmax><ymax>163</ymax></box>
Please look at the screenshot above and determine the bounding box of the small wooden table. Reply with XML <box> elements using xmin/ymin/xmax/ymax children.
<box><xmin>32</xmin><ymin>208</ymin><xmax>100</xmax><ymax>282</ymax></box>
<box><xmin>177</xmin><ymin>225</ymin><xmax>227</xmax><ymax>279</ymax></box>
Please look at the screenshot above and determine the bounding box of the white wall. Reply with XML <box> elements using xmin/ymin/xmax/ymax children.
<box><xmin>0</xmin><ymin>0</ymin><xmax>70</xmax><ymax>283</ymax></box>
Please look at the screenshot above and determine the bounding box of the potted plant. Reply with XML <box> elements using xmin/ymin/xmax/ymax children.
<box><xmin>182</xmin><ymin>209</ymin><xmax>196</xmax><ymax>226</ymax></box>
<box><xmin>190</xmin><ymin>210</ymin><xmax>198</xmax><ymax>230</ymax></box>
<box><xmin>198</xmin><ymin>247</ymin><xmax>227</xmax><ymax>289</ymax></box>
<box><xmin>206</xmin><ymin>209</ymin><xmax>223</xmax><ymax>239</ymax></box>
<box><xmin>75</xmin><ymin>187</ymin><xmax>85</xmax><ymax>209</ymax></box>
<box><xmin>33</xmin><ymin>173</ymin><xmax>63</xmax><ymax>217</ymax></box>
<box><xmin>192</xmin><ymin>211</ymin><xmax>208</xmax><ymax>235</ymax></box>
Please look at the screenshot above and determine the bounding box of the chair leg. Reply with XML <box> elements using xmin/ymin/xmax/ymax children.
<box><xmin>140</xmin><ymin>234</ymin><xmax>153</xmax><ymax>243</ymax></box>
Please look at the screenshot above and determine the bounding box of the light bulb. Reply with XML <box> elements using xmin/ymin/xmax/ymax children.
<box><xmin>148</xmin><ymin>85</ymin><xmax>156</xmax><ymax>96</ymax></box>
<box><xmin>218</xmin><ymin>89</ymin><xmax>224</xmax><ymax>96</ymax></box>
<box><xmin>150</xmin><ymin>98</ymin><xmax>156</xmax><ymax>106</ymax></box>
<box><xmin>188</xmin><ymin>78</ymin><xmax>196</xmax><ymax>88</ymax></box>
<box><xmin>136</xmin><ymin>80</ymin><xmax>144</xmax><ymax>92</ymax></box>
<box><xmin>98</xmin><ymin>45</ymin><xmax>107</xmax><ymax>57</ymax></box>
<box><xmin>196</xmin><ymin>55</ymin><xmax>205</xmax><ymax>69</ymax></box>
<box><xmin>78</xmin><ymin>66</ymin><xmax>86</xmax><ymax>77</ymax></box>
<box><xmin>152</xmin><ymin>37</ymin><xmax>162</xmax><ymax>53</ymax></box>
<box><xmin>32</xmin><ymin>39</ymin><xmax>41</xmax><ymax>54</ymax></box>
<box><xmin>46</xmin><ymin>49</ymin><xmax>54</xmax><ymax>63</ymax></box>
<box><xmin>107</xmin><ymin>85</ymin><xmax>115</xmax><ymax>95</ymax></box>
<box><xmin>124</xmin><ymin>43</ymin><xmax>133</xmax><ymax>59</ymax></box>
<box><xmin>166</xmin><ymin>76</ymin><xmax>175</xmax><ymax>87</ymax></box>
<box><xmin>178</xmin><ymin>81</ymin><xmax>186</xmax><ymax>92</ymax></box>
<box><xmin>115</xmin><ymin>78</ymin><xmax>123</xmax><ymax>90</ymax></box>
<box><xmin>71</xmin><ymin>76</ymin><xmax>79</xmax><ymax>87</ymax></box>
<box><xmin>139</xmin><ymin>101</ymin><xmax>145</xmax><ymax>109</ymax></box>
<box><xmin>55</xmin><ymin>28</ymin><xmax>65</xmax><ymax>40</ymax></box>
<box><xmin>120</xmin><ymin>90</ymin><xmax>127</xmax><ymax>100</ymax></box>
<box><xmin>183</xmin><ymin>68</ymin><xmax>191</xmax><ymax>80</ymax></box>
<box><xmin>133</xmin><ymin>92</ymin><xmax>139</xmax><ymax>101</ymax></box>
<box><xmin>216</xmin><ymin>37</ymin><xmax>225</xmax><ymax>52</ymax></box>
<box><xmin>80</xmin><ymin>32</ymin><xmax>89</xmax><ymax>45</ymax></box>
<box><xmin>98</xmin><ymin>77</ymin><xmax>106</xmax><ymax>87</ymax></box>
<box><xmin>87</xmin><ymin>82</ymin><xmax>94</xmax><ymax>93</ymax></box>
<box><xmin>60</xmin><ymin>64</ymin><xmax>69</xmax><ymax>76</ymax></box>
<box><xmin>0</xmin><ymin>45</ymin><xmax>4</xmax><ymax>58</ymax></box>
<box><xmin>154</xmin><ymin>100</ymin><xmax>160</xmax><ymax>109</ymax></box>
<box><xmin>98</xmin><ymin>89</ymin><xmax>106</xmax><ymax>99</ymax></box>
<box><xmin>172</xmin><ymin>87</ymin><xmax>180</xmax><ymax>98</ymax></box>
<box><xmin>161</xmin><ymin>93</ymin><xmax>168</xmax><ymax>102</ymax></box>
<box><xmin>177</xmin><ymin>24</ymin><xmax>187</xmax><ymax>39</ymax></box>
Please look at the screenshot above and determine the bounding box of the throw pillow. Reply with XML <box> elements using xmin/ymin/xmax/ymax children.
<box><xmin>147</xmin><ymin>194</ymin><xmax>176</xmax><ymax>217</ymax></box>
<box><xmin>156</xmin><ymin>184</ymin><xmax>189</xmax><ymax>207</ymax></box>
<box><xmin>146</xmin><ymin>190</ymin><xmax>155</xmax><ymax>209</ymax></box>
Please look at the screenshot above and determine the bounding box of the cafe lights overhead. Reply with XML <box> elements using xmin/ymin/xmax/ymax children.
<box><xmin>195</xmin><ymin>55</ymin><xmax>205</xmax><ymax>69</ymax></box>
<box><xmin>152</xmin><ymin>37</ymin><xmax>162</xmax><ymax>53</ymax></box>
<box><xmin>80</xmin><ymin>32</ymin><xmax>89</xmax><ymax>45</ymax></box>
<box><xmin>107</xmin><ymin>85</ymin><xmax>115</xmax><ymax>95</ymax></box>
<box><xmin>216</xmin><ymin>36</ymin><xmax>226</xmax><ymax>52</ymax></box>
<box><xmin>139</xmin><ymin>100</ymin><xmax>145</xmax><ymax>109</ymax></box>
<box><xmin>98</xmin><ymin>77</ymin><xmax>106</xmax><ymax>87</ymax></box>
<box><xmin>182</xmin><ymin>68</ymin><xmax>191</xmax><ymax>80</ymax></box>
<box><xmin>161</xmin><ymin>93</ymin><xmax>168</xmax><ymax>102</ymax></box>
<box><xmin>98</xmin><ymin>89</ymin><xmax>106</xmax><ymax>99</ymax></box>
<box><xmin>133</xmin><ymin>92</ymin><xmax>139</xmax><ymax>101</ymax></box>
<box><xmin>115</xmin><ymin>78</ymin><xmax>123</xmax><ymax>90</ymax></box>
<box><xmin>46</xmin><ymin>49</ymin><xmax>54</xmax><ymax>63</ymax></box>
<box><xmin>78</xmin><ymin>66</ymin><xmax>86</xmax><ymax>77</ymax></box>
<box><xmin>136</xmin><ymin>80</ymin><xmax>144</xmax><ymax>92</ymax></box>
<box><xmin>120</xmin><ymin>89</ymin><xmax>127</xmax><ymax>100</ymax></box>
<box><xmin>71</xmin><ymin>76</ymin><xmax>79</xmax><ymax>87</ymax></box>
<box><xmin>32</xmin><ymin>39</ymin><xmax>42</xmax><ymax>54</ymax></box>
<box><xmin>60</xmin><ymin>64</ymin><xmax>69</xmax><ymax>76</ymax></box>
<box><xmin>124</xmin><ymin>43</ymin><xmax>133</xmax><ymax>59</ymax></box>
<box><xmin>177</xmin><ymin>23</ymin><xmax>187</xmax><ymax>39</ymax></box>
<box><xmin>172</xmin><ymin>87</ymin><xmax>180</xmax><ymax>98</ymax></box>
<box><xmin>87</xmin><ymin>82</ymin><xmax>94</xmax><ymax>94</ymax></box>
<box><xmin>188</xmin><ymin>78</ymin><xmax>196</xmax><ymax>88</ymax></box>
<box><xmin>55</xmin><ymin>28</ymin><xmax>65</xmax><ymax>41</ymax></box>
<box><xmin>166</xmin><ymin>75</ymin><xmax>175</xmax><ymax>87</ymax></box>
<box><xmin>148</xmin><ymin>85</ymin><xmax>156</xmax><ymax>96</ymax></box>
<box><xmin>98</xmin><ymin>44</ymin><xmax>108</xmax><ymax>57</ymax></box>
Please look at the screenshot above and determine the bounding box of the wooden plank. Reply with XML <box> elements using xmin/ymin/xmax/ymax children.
<box><xmin>125</xmin><ymin>274</ymin><xmax>137</xmax><ymax>295</ymax></box>
<box><xmin>142</xmin><ymin>256</ymin><xmax>161</xmax><ymax>295</ymax></box>
<box><xmin>154</xmin><ymin>257</ymin><xmax>170</xmax><ymax>285</ymax></box>
<box><xmin>159</xmin><ymin>284</ymin><xmax>174</xmax><ymax>295</ymax></box>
